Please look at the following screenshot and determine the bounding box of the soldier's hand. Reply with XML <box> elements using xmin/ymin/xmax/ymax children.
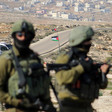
<box><xmin>100</xmin><ymin>64</ymin><xmax>110</xmax><ymax>74</ymax></box>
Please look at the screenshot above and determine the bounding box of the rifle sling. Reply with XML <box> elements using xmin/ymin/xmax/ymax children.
<box><xmin>12</xmin><ymin>49</ymin><xmax>26</xmax><ymax>88</ymax></box>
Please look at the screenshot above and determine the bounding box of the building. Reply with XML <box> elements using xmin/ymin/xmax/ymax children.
<box><xmin>74</xmin><ymin>6</ymin><xmax>84</xmax><ymax>12</ymax></box>
<box><xmin>61</xmin><ymin>13</ymin><xmax>69</xmax><ymax>19</ymax></box>
<box><xmin>56</xmin><ymin>2</ymin><xmax>63</xmax><ymax>7</ymax></box>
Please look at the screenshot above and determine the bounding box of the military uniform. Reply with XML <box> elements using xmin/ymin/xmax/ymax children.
<box><xmin>0</xmin><ymin>20</ymin><xmax>55</xmax><ymax>112</ymax></box>
<box><xmin>0</xmin><ymin>46</ymin><xmax>53</xmax><ymax>112</ymax></box>
<box><xmin>55</xmin><ymin>26</ymin><xmax>108</xmax><ymax>112</ymax></box>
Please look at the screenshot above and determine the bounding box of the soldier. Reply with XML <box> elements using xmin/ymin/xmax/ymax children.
<box><xmin>0</xmin><ymin>19</ymin><xmax>56</xmax><ymax>112</ymax></box>
<box><xmin>55</xmin><ymin>26</ymin><xmax>110</xmax><ymax>112</ymax></box>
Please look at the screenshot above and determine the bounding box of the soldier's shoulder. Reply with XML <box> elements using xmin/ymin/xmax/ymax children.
<box><xmin>0</xmin><ymin>50</ymin><xmax>12</xmax><ymax>67</ymax></box>
<box><xmin>56</xmin><ymin>52</ymin><xmax>70</xmax><ymax>64</ymax></box>
<box><xmin>0</xmin><ymin>50</ymin><xmax>12</xmax><ymax>60</ymax></box>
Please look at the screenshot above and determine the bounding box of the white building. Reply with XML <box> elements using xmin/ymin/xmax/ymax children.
<box><xmin>101</xmin><ymin>8</ymin><xmax>111</xmax><ymax>13</ymax></box>
<box><xmin>0</xmin><ymin>5</ymin><xmax>3</xmax><ymax>8</ymax></box>
<box><xmin>74</xmin><ymin>6</ymin><xmax>83</xmax><ymax>12</ymax></box>
<box><xmin>79</xmin><ymin>0</ymin><xmax>85</xmax><ymax>3</ymax></box>
<box><xmin>27</xmin><ymin>1</ymin><xmax>35</xmax><ymax>5</ymax></box>
<box><xmin>49</xmin><ymin>11</ymin><xmax>58</xmax><ymax>18</ymax></box>
<box><xmin>84</xmin><ymin>7</ymin><xmax>89</xmax><ymax>12</ymax></box>
<box><xmin>85</xmin><ymin>3</ymin><xmax>90</xmax><ymax>8</ymax></box>
<box><xmin>107</xmin><ymin>0</ymin><xmax>112</xmax><ymax>3</ymax></box>
<box><xmin>100</xmin><ymin>1</ymin><xmax>104</xmax><ymax>5</ymax></box>
<box><xmin>67</xmin><ymin>0</ymin><xmax>74</xmax><ymax>4</ymax></box>
<box><xmin>95</xmin><ymin>4</ymin><xmax>101</xmax><ymax>9</ymax></box>
<box><xmin>56</xmin><ymin>2</ymin><xmax>63</xmax><ymax>7</ymax></box>
<box><xmin>61</xmin><ymin>13</ymin><xmax>69</xmax><ymax>19</ymax></box>
<box><xmin>14</xmin><ymin>7</ymin><xmax>20</xmax><ymax>11</ymax></box>
<box><xmin>74</xmin><ymin>3</ymin><xmax>79</xmax><ymax>6</ymax></box>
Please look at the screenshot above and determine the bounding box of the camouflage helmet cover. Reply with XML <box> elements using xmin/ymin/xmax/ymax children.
<box><xmin>69</xmin><ymin>26</ymin><xmax>94</xmax><ymax>46</ymax></box>
<box><xmin>11</xmin><ymin>19</ymin><xmax>35</xmax><ymax>36</ymax></box>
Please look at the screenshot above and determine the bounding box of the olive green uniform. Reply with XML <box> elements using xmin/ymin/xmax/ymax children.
<box><xmin>55</xmin><ymin>53</ymin><xmax>106</xmax><ymax>112</ymax></box>
<box><xmin>0</xmin><ymin>46</ymin><xmax>53</xmax><ymax>112</ymax></box>
<box><xmin>54</xmin><ymin>26</ymin><xmax>108</xmax><ymax>112</ymax></box>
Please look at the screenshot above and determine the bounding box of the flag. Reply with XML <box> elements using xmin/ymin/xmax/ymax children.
<box><xmin>52</xmin><ymin>28</ymin><xmax>56</xmax><ymax>31</ymax></box>
<box><xmin>51</xmin><ymin>36</ymin><xmax>59</xmax><ymax>41</ymax></box>
<box><xmin>54</xmin><ymin>28</ymin><xmax>56</xmax><ymax>31</ymax></box>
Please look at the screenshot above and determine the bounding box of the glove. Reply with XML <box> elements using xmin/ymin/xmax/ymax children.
<box><xmin>43</xmin><ymin>105</ymin><xmax>56</xmax><ymax>112</ymax></box>
<box><xmin>80</xmin><ymin>57</ymin><xmax>93</xmax><ymax>72</ymax></box>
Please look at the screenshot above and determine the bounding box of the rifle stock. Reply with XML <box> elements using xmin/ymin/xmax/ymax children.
<box><xmin>46</xmin><ymin>63</ymin><xmax>70</xmax><ymax>71</ymax></box>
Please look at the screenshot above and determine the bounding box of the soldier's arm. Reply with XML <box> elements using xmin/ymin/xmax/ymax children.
<box><xmin>55</xmin><ymin>53</ymin><xmax>84</xmax><ymax>85</ymax></box>
<box><xmin>0</xmin><ymin>56</ymin><xmax>20</xmax><ymax>107</ymax></box>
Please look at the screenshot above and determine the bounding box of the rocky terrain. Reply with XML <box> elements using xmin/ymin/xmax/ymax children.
<box><xmin>0</xmin><ymin>21</ymin><xmax>112</xmax><ymax>112</ymax></box>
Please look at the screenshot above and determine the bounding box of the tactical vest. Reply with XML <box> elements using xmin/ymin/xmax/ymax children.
<box><xmin>55</xmin><ymin>51</ymin><xmax>102</xmax><ymax>101</ymax></box>
<box><xmin>68</xmin><ymin>71</ymin><xmax>100</xmax><ymax>101</ymax></box>
<box><xmin>69</xmin><ymin>56</ymin><xmax>102</xmax><ymax>100</ymax></box>
<box><xmin>6</xmin><ymin>50</ymin><xmax>50</xmax><ymax>103</ymax></box>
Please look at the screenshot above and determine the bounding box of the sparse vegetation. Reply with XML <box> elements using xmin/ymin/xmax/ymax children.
<box><xmin>0</xmin><ymin>21</ymin><xmax>112</xmax><ymax>112</ymax></box>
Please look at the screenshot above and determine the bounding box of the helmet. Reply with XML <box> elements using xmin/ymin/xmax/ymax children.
<box><xmin>11</xmin><ymin>19</ymin><xmax>35</xmax><ymax>37</ymax></box>
<box><xmin>69</xmin><ymin>26</ymin><xmax>94</xmax><ymax>46</ymax></box>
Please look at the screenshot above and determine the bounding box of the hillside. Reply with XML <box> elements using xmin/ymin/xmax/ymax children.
<box><xmin>0</xmin><ymin>20</ymin><xmax>112</xmax><ymax>112</ymax></box>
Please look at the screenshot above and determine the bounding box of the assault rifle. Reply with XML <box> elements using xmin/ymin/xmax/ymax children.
<box><xmin>30</xmin><ymin>59</ymin><xmax>79</xmax><ymax>72</ymax></box>
<box><xmin>30</xmin><ymin>59</ymin><xmax>112</xmax><ymax>76</ymax></box>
